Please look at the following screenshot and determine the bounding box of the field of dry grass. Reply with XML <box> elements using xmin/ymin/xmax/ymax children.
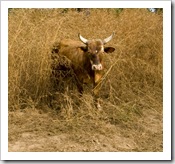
<box><xmin>8</xmin><ymin>8</ymin><xmax>163</xmax><ymax>152</ymax></box>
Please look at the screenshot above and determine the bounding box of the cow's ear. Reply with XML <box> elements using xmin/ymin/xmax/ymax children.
<box><xmin>80</xmin><ymin>46</ymin><xmax>88</xmax><ymax>52</ymax></box>
<box><xmin>104</xmin><ymin>47</ymin><xmax>115</xmax><ymax>53</ymax></box>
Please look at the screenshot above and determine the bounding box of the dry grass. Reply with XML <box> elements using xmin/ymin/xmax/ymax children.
<box><xmin>8</xmin><ymin>8</ymin><xmax>163</xmax><ymax>152</ymax></box>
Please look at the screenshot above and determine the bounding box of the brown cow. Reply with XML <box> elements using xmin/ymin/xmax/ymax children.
<box><xmin>51</xmin><ymin>33</ymin><xmax>115</xmax><ymax>110</ymax></box>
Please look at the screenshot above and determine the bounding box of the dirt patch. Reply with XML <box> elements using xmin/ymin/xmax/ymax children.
<box><xmin>8</xmin><ymin>106</ymin><xmax>162</xmax><ymax>152</ymax></box>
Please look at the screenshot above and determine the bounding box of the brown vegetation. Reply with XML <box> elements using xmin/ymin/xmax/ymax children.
<box><xmin>8</xmin><ymin>8</ymin><xmax>163</xmax><ymax>152</ymax></box>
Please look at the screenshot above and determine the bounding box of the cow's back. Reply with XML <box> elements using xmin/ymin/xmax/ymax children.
<box><xmin>58</xmin><ymin>39</ymin><xmax>85</xmax><ymax>65</ymax></box>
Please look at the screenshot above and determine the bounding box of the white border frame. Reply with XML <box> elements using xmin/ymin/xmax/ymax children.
<box><xmin>1</xmin><ymin>0</ymin><xmax>171</xmax><ymax>160</ymax></box>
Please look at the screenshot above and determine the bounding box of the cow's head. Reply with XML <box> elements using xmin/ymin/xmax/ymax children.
<box><xmin>78</xmin><ymin>33</ymin><xmax>115</xmax><ymax>71</ymax></box>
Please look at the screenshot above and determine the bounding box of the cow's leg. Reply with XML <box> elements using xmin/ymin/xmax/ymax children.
<box><xmin>73</xmin><ymin>69</ymin><xmax>90</xmax><ymax>95</ymax></box>
<box><xmin>73</xmin><ymin>71</ymin><xmax>84</xmax><ymax>95</ymax></box>
<box><xmin>76</xmin><ymin>82</ymin><xmax>83</xmax><ymax>95</ymax></box>
<box><xmin>68</xmin><ymin>67</ymin><xmax>83</xmax><ymax>95</ymax></box>
<box><xmin>93</xmin><ymin>72</ymin><xmax>102</xmax><ymax>110</ymax></box>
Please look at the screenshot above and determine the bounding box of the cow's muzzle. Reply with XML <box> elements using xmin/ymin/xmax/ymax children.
<box><xmin>92</xmin><ymin>64</ymin><xmax>103</xmax><ymax>70</ymax></box>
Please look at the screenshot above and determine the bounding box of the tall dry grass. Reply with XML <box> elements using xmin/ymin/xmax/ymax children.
<box><xmin>8</xmin><ymin>8</ymin><xmax>163</xmax><ymax>151</ymax></box>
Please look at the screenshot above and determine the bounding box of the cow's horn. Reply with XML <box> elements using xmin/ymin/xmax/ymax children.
<box><xmin>103</xmin><ymin>32</ymin><xmax>115</xmax><ymax>44</ymax></box>
<box><xmin>78</xmin><ymin>33</ymin><xmax>88</xmax><ymax>44</ymax></box>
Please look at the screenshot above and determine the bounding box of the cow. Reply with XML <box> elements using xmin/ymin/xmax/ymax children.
<box><xmin>51</xmin><ymin>33</ymin><xmax>115</xmax><ymax>110</ymax></box>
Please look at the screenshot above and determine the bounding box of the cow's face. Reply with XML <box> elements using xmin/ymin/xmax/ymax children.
<box><xmin>86</xmin><ymin>40</ymin><xmax>104</xmax><ymax>70</ymax></box>
<box><xmin>79</xmin><ymin>33</ymin><xmax>115</xmax><ymax>71</ymax></box>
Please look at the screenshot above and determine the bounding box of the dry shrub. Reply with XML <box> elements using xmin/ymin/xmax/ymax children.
<box><xmin>8</xmin><ymin>8</ymin><xmax>163</xmax><ymax>151</ymax></box>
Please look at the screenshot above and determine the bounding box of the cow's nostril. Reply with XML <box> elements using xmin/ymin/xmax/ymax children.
<box><xmin>92</xmin><ymin>65</ymin><xmax>96</xmax><ymax>70</ymax></box>
<box><xmin>98</xmin><ymin>64</ymin><xmax>103</xmax><ymax>70</ymax></box>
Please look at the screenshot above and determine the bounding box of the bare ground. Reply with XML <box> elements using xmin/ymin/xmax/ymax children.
<box><xmin>8</xmin><ymin>99</ymin><xmax>162</xmax><ymax>152</ymax></box>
